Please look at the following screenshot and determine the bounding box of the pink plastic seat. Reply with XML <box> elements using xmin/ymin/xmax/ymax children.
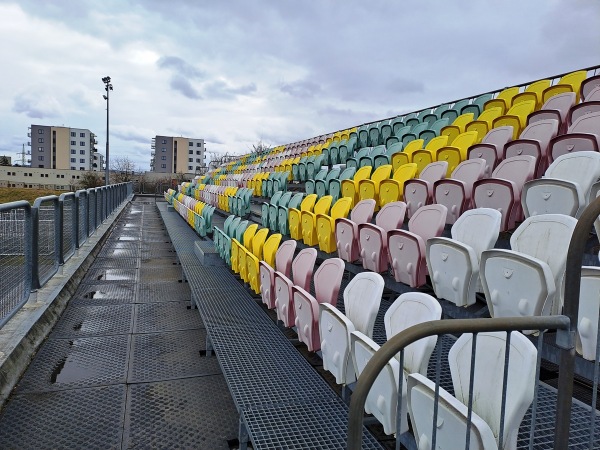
<box><xmin>473</xmin><ymin>155</ymin><xmax>537</xmax><ymax>231</ymax></box>
<box><xmin>549</xmin><ymin>111</ymin><xmax>600</xmax><ymax>163</ymax></box>
<box><xmin>581</xmin><ymin>75</ymin><xmax>600</xmax><ymax>102</ymax></box>
<box><xmin>358</xmin><ymin>201</ymin><xmax>407</xmax><ymax>273</ymax></box>
<box><xmin>434</xmin><ymin>158</ymin><xmax>487</xmax><ymax>224</ymax></box>
<box><xmin>403</xmin><ymin>161</ymin><xmax>448</xmax><ymax>218</ymax></box>
<box><xmin>274</xmin><ymin>248</ymin><xmax>317</xmax><ymax>327</ymax></box>
<box><xmin>335</xmin><ymin>199</ymin><xmax>376</xmax><ymax>263</ymax></box>
<box><xmin>527</xmin><ymin>92</ymin><xmax>576</xmax><ymax>134</ymax></box>
<box><xmin>388</xmin><ymin>204</ymin><xmax>447</xmax><ymax>287</ymax></box>
<box><xmin>259</xmin><ymin>240</ymin><xmax>296</xmax><ymax>309</ymax></box>
<box><xmin>467</xmin><ymin>126</ymin><xmax>514</xmax><ymax>177</ymax></box>
<box><xmin>567</xmin><ymin>101</ymin><xmax>600</xmax><ymax>128</ymax></box>
<box><xmin>293</xmin><ymin>258</ymin><xmax>345</xmax><ymax>352</ymax></box>
<box><xmin>503</xmin><ymin>119</ymin><xmax>559</xmax><ymax>177</ymax></box>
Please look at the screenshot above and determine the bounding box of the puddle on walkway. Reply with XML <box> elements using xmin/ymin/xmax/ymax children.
<box><xmin>83</xmin><ymin>290</ymin><xmax>109</xmax><ymax>299</ymax></box>
<box><xmin>95</xmin><ymin>270</ymin><xmax>135</xmax><ymax>281</ymax></box>
<box><xmin>50</xmin><ymin>352</ymin><xmax>101</xmax><ymax>385</ymax></box>
<box><xmin>118</xmin><ymin>236</ymin><xmax>138</xmax><ymax>241</ymax></box>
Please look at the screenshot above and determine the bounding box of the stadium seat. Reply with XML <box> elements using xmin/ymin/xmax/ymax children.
<box><xmin>293</xmin><ymin>258</ymin><xmax>345</xmax><ymax>351</ymax></box>
<box><xmin>358</xmin><ymin>164</ymin><xmax>394</xmax><ymax>209</ymax></box>
<box><xmin>278</xmin><ymin>192</ymin><xmax>304</xmax><ymax>235</ymax></box>
<box><xmin>259</xmin><ymin>239</ymin><xmax>296</xmax><ymax>309</ymax></box>
<box><xmin>329</xmin><ymin>166</ymin><xmax>357</xmax><ymax>202</ymax></box>
<box><xmin>314</xmin><ymin>167</ymin><xmax>341</xmax><ymax>198</ymax></box>
<box><xmin>247</xmin><ymin>231</ymin><xmax>280</xmax><ymax>294</ymax></box>
<box><xmin>527</xmin><ymin>92</ymin><xmax>576</xmax><ymax>133</ymax></box>
<box><xmin>403</xmin><ymin>122</ymin><xmax>431</xmax><ymax>145</ymax></box>
<box><xmin>461</xmin><ymin>93</ymin><xmax>494</xmax><ymax>117</ymax></box>
<box><xmin>239</xmin><ymin>225</ymin><xmax>263</xmax><ymax>283</ymax></box>
<box><xmin>335</xmin><ymin>199</ymin><xmax>376</xmax><ymax>263</ymax></box>
<box><xmin>442</xmin><ymin>99</ymin><xmax>471</xmax><ymax>123</ymax></box>
<box><xmin>408</xmin><ymin>331</ymin><xmax>537</xmax><ymax>450</ymax></box>
<box><xmin>436</xmin><ymin>130</ymin><xmax>480</xmax><ymax>176</ymax></box>
<box><xmin>473</xmin><ymin>155</ymin><xmax>537</xmax><ymax>231</ymax></box>
<box><xmin>484</xmin><ymin>86</ymin><xmax>521</xmax><ymax>114</ymax></box>
<box><xmin>305</xmin><ymin>168</ymin><xmax>328</xmax><ymax>196</ymax></box>
<box><xmin>522</xmin><ymin>151</ymin><xmax>600</xmax><ymax>218</ymax></box>
<box><xmin>352</xmin><ymin>292</ymin><xmax>442</xmax><ymax>435</ymax></box>
<box><xmin>379</xmin><ymin>163</ymin><xmax>419</xmax><ymax>208</ymax></box>
<box><xmin>233</xmin><ymin>223</ymin><xmax>257</xmax><ymax>275</ymax></box>
<box><xmin>548</xmin><ymin>111</ymin><xmax>600</xmax><ymax>163</ymax></box>
<box><xmin>581</xmin><ymin>75</ymin><xmax>600</xmax><ymax>102</ymax></box>
<box><xmin>410</xmin><ymin>135</ymin><xmax>450</xmax><ymax>173</ymax></box>
<box><xmin>341</xmin><ymin>166</ymin><xmax>373</xmax><ymax>207</ymax></box>
<box><xmin>391</xmin><ymin>139</ymin><xmax>425</xmax><ymax>171</ymax></box>
<box><xmin>542</xmin><ymin>70</ymin><xmax>588</xmax><ymax>103</ymax></box>
<box><xmin>464</xmin><ymin>106</ymin><xmax>504</xmax><ymax>140</ymax></box>
<box><xmin>577</xmin><ymin>266</ymin><xmax>600</xmax><ymax>361</ymax></box>
<box><xmin>493</xmin><ymin>100</ymin><xmax>537</xmax><ymax>140</ymax></box>
<box><xmin>567</xmin><ymin>101</ymin><xmax>600</xmax><ymax>129</ymax></box>
<box><xmin>346</xmin><ymin>147</ymin><xmax>372</xmax><ymax>170</ymax></box>
<box><xmin>229</xmin><ymin>219</ymin><xmax>249</xmax><ymax>269</ymax></box>
<box><xmin>480</xmin><ymin>214</ymin><xmax>577</xmax><ymax>320</ymax></box>
<box><xmin>503</xmin><ymin>118</ymin><xmax>559</xmax><ymax>177</ymax></box>
<box><xmin>404</xmin><ymin>161</ymin><xmax>449</xmax><ymax>218</ymax></box>
<box><xmin>301</xmin><ymin>195</ymin><xmax>333</xmax><ymax>246</ymax></box>
<box><xmin>359</xmin><ymin>201</ymin><xmax>407</xmax><ymax>273</ymax></box>
<box><xmin>441</xmin><ymin>113</ymin><xmax>474</xmax><ymax>144</ymax></box>
<box><xmin>288</xmin><ymin>193</ymin><xmax>317</xmax><ymax>240</ymax></box>
<box><xmin>419</xmin><ymin>117</ymin><xmax>450</xmax><ymax>145</ymax></box>
<box><xmin>374</xmin><ymin>142</ymin><xmax>403</xmax><ymax>169</ymax></box>
<box><xmin>467</xmin><ymin>126</ymin><xmax>514</xmax><ymax>177</ymax></box>
<box><xmin>316</xmin><ymin>197</ymin><xmax>353</xmax><ymax>253</ymax></box>
<box><xmin>319</xmin><ymin>272</ymin><xmax>384</xmax><ymax>386</ymax></box>
<box><xmin>270</xmin><ymin>192</ymin><xmax>291</xmax><ymax>230</ymax></box>
<box><xmin>434</xmin><ymin>158</ymin><xmax>487</xmax><ymax>224</ymax></box>
<box><xmin>388</xmin><ymin>204</ymin><xmax>447</xmax><ymax>287</ymax></box>
<box><xmin>427</xmin><ymin>208</ymin><xmax>502</xmax><ymax>307</ymax></box>
<box><xmin>262</xmin><ymin>191</ymin><xmax>283</xmax><ymax>228</ymax></box>
<box><xmin>360</xmin><ymin>145</ymin><xmax>387</xmax><ymax>168</ymax></box>
<box><xmin>274</xmin><ymin>248</ymin><xmax>317</xmax><ymax>327</ymax></box>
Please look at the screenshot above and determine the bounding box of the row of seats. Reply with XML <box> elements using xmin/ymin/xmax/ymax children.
<box><xmin>165</xmin><ymin>189</ymin><xmax>215</xmax><ymax>237</ymax></box>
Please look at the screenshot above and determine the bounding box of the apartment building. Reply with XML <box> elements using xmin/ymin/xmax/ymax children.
<box><xmin>29</xmin><ymin>125</ymin><xmax>100</xmax><ymax>171</ymax></box>
<box><xmin>150</xmin><ymin>135</ymin><xmax>206</xmax><ymax>174</ymax></box>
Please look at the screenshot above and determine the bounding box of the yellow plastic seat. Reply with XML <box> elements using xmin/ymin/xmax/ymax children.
<box><xmin>379</xmin><ymin>163</ymin><xmax>418</xmax><ymax>208</ymax></box>
<box><xmin>243</xmin><ymin>227</ymin><xmax>268</xmax><ymax>286</ymax></box>
<box><xmin>262</xmin><ymin>232</ymin><xmax>283</xmax><ymax>268</ymax></box>
<box><xmin>289</xmin><ymin>194</ymin><xmax>317</xmax><ymax>240</ymax></box>
<box><xmin>492</xmin><ymin>100</ymin><xmax>536</xmax><ymax>139</ymax></box>
<box><xmin>358</xmin><ymin>164</ymin><xmax>393</xmax><ymax>209</ymax></box>
<box><xmin>435</xmin><ymin>131</ymin><xmax>480</xmax><ymax>176</ymax></box>
<box><xmin>341</xmin><ymin>166</ymin><xmax>373</xmax><ymax>208</ymax></box>
<box><xmin>237</xmin><ymin>224</ymin><xmax>258</xmax><ymax>278</ymax></box>
<box><xmin>484</xmin><ymin>87</ymin><xmax>520</xmax><ymax>114</ymax></box>
<box><xmin>465</xmin><ymin>107</ymin><xmax>503</xmax><ymax>141</ymax></box>
<box><xmin>512</xmin><ymin>79</ymin><xmax>551</xmax><ymax>109</ymax></box>
<box><xmin>247</xmin><ymin>232</ymin><xmax>282</xmax><ymax>294</ymax></box>
<box><xmin>542</xmin><ymin>70</ymin><xmax>588</xmax><ymax>104</ymax></box>
<box><xmin>411</xmin><ymin>135</ymin><xmax>450</xmax><ymax>174</ymax></box>
<box><xmin>301</xmin><ymin>195</ymin><xmax>333</xmax><ymax>246</ymax></box>
<box><xmin>316</xmin><ymin>197</ymin><xmax>352</xmax><ymax>253</ymax></box>
<box><xmin>231</xmin><ymin>238</ymin><xmax>241</xmax><ymax>272</ymax></box>
<box><xmin>441</xmin><ymin>113</ymin><xmax>474</xmax><ymax>144</ymax></box>
<box><xmin>391</xmin><ymin>139</ymin><xmax>424</xmax><ymax>172</ymax></box>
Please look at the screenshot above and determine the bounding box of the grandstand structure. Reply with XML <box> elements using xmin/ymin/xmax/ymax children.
<box><xmin>165</xmin><ymin>66</ymin><xmax>600</xmax><ymax>449</ymax></box>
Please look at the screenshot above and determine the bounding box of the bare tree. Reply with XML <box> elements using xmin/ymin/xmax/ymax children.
<box><xmin>111</xmin><ymin>156</ymin><xmax>137</xmax><ymax>183</ymax></box>
<box><xmin>0</xmin><ymin>156</ymin><xmax>10</xmax><ymax>166</ymax></box>
<box><xmin>78</xmin><ymin>171</ymin><xmax>103</xmax><ymax>189</ymax></box>
<box><xmin>251</xmin><ymin>140</ymin><xmax>271</xmax><ymax>154</ymax></box>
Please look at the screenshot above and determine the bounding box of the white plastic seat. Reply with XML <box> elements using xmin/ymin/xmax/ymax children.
<box><xmin>319</xmin><ymin>272</ymin><xmax>384</xmax><ymax>387</ymax></box>
<box><xmin>274</xmin><ymin>248</ymin><xmax>317</xmax><ymax>327</ymax></box>
<box><xmin>408</xmin><ymin>331</ymin><xmax>537</xmax><ymax>450</ymax></box>
<box><xmin>434</xmin><ymin>158</ymin><xmax>487</xmax><ymax>224</ymax></box>
<box><xmin>427</xmin><ymin>208</ymin><xmax>502</xmax><ymax>307</ymax></box>
<box><xmin>358</xmin><ymin>201</ymin><xmax>407</xmax><ymax>273</ymax></box>
<box><xmin>404</xmin><ymin>161</ymin><xmax>448</xmax><ymax>218</ymax></box>
<box><xmin>388</xmin><ymin>204</ymin><xmax>447</xmax><ymax>287</ymax></box>
<box><xmin>503</xmin><ymin>119</ymin><xmax>559</xmax><ymax>177</ymax></box>
<box><xmin>577</xmin><ymin>266</ymin><xmax>600</xmax><ymax>361</ymax></box>
<box><xmin>523</xmin><ymin>151</ymin><xmax>600</xmax><ymax>219</ymax></box>
<box><xmin>259</xmin><ymin>240</ymin><xmax>296</xmax><ymax>309</ymax></box>
<box><xmin>335</xmin><ymin>199</ymin><xmax>376</xmax><ymax>263</ymax></box>
<box><xmin>480</xmin><ymin>214</ymin><xmax>577</xmax><ymax>321</ymax></box>
<box><xmin>473</xmin><ymin>155</ymin><xmax>537</xmax><ymax>231</ymax></box>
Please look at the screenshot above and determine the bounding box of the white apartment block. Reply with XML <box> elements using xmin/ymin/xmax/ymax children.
<box><xmin>150</xmin><ymin>135</ymin><xmax>206</xmax><ymax>174</ymax></box>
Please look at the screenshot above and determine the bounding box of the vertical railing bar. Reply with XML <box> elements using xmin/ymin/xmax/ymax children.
<box><xmin>529</xmin><ymin>331</ymin><xmax>545</xmax><ymax>450</ymax></box>
<box><xmin>465</xmin><ymin>332</ymin><xmax>478</xmax><ymax>450</ymax></box>
<box><xmin>431</xmin><ymin>335</ymin><xmax>443</xmax><ymax>449</ymax></box>
<box><xmin>587</xmin><ymin>310</ymin><xmax>600</xmax><ymax>449</ymax></box>
<box><xmin>498</xmin><ymin>331</ymin><xmax>512</xmax><ymax>450</ymax></box>
<box><xmin>395</xmin><ymin>349</ymin><xmax>405</xmax><ymax>450</ymax></box>
<box><xmin>58</xmin><ymin>195</ymin><xmax>65</xmax><ymax>264</ymax></box>
<box><xmin>31</xmin><ymin>201</ymin><xmax>40</xmax><ymax>290</ymax></box>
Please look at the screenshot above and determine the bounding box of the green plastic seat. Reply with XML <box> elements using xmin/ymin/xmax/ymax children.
<box><xmin>422</xmin><ymin>104</ymin><xmax>451</xmax><ymax>124</ymax></box>
<box><xmin>346</xmin><ymin>147</ymin><xmax>372</xmax><ymax>170</ymax></box>
<box><xmin>419</xmin><ymin>117</ymin><xmax>450</xmax><ymax>144</ymax></box>
<box><xmin>278</xmin><ymin>192</ymin><xmax>304</xmax><ymax>234</ymax></box>
<box><xmin>262</xmin><ymin>191</ymin><xmax>282</xmax><ymax>227</ymax></box>
<box><xmin>329</xmin><ymin>167</ymin><xmax>356</xmax><ymax>202</ymax></box>
<box><xmin>357</xmin><ymin>125</ymin><xmax>369</xmax><ymax>149</ymax></box>
<box><xmin>271</xmin><ymin>191</ymin><xmax>291</xmax><ymax>230</ymax></box>
<box><xmin>306</xmin><ymin>154</ymin><xmax>325</xmax><ymax>181</ymax></box>
<box><xmin>315</xmin><ymin>167</ymin><xmax>341</xmax><ymax>198</ymax></box>
<box><xmin>305</xmin><ymin>168</ymin><xmax>328</xmax><ymax>195</ymax></box>
<box><xmin>442</xmin><ymin>99</ymin><xmax>470</xmax><ymax>122</ymax></box>
<box><xmin>385</xmin><ymin>136</ymin><xmax>399</xmax><ymax>147</ymax></box>
<box><xmin>379</xmin><ymin>121</ymin><xmax>393</xmax><ymax>145</ymax></box>
<box><xmin>329</xmin><ymin>144</ymin><xmax>340</xmax><ymax>165</ymax></box>
<box><xmin>374</xmin><ymin>142</ymin><xmax>403</xmax><ymax>169</ymax></box>
<box><xmin>368</xmin><ymin>124</ymin><xmax>381</xmax><ymax>146</ymax></box>
<box><xmin>393</xmin><ymin>125</ymin><xmax>412</xmax><ymax>142</ymax></box>
<box><xmin>299</xmin><ymin>155</ymin><xmax>315</xmax><ymax>182</ymax></box>
<box><xmin>391</xmin><ymin>116</ymin><xmax>406</xmax><ymax>136</ymax></box>
<box><xmin>339</xmin><ymin>139</ymin><xmax>357</xmax><ymax>163</ymax></box>
<box><xmin>461</xmin><ymin>93</ymin><xmax>494</xmax><ymax>118</ymax></box>
<box><xmin>403</xmin><ymin>121</ymin><xmax>430</xmax><ymax>144</ymax></box>
<box><xmin>359</xmin><ymin>145</ymin><xmax>386</xmax><ymax>168</ymax></box>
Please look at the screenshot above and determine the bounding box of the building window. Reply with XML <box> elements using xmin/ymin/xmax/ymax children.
<box><xmin>196</xmin><ymin>151</ymin><xmax>201</xmax><ymax>155</ymax></box>
<box><xmin>197</xmin><ymin>143</ymin><xmax>202</xmax><ymax>147</ymax></box>
<box><xmin>196</xmin><ymin>158</ymin><xmax>202</xmax><ymax>163</ymax></box>
<box><xmin>38</xmin><ymin>138</ymin><xmax>44</xmax><ymax>143</ymax></box>
<box><xmin>161</xmin><ymin>148</ymin><xmax>166</xmax><ymax>152</ymax></box>
<box><xmin>80</xmin><ymin>159</ymin><xmax>85</xmax><ymax>163</ymax></box>
<box><xmin>39</xmin><ymin>165</ymin><xmax>44</xmax><ymax>168</ymax></box>
<box><xmin>188</xmin><ymin>166</ymin><xmax>193</xmax><ymax>170</ymax></box>
<box><xmin>71</xmin><ymin>141</ymin><xmax>76</xmax><ymax>145</ymax></box>
<box><xmin>80</xmin><ymin>150</ymin><xmax>85</xmax><ymax>154</ymax></box>
<box><xmin>80</xmin><ymin>141</ymin><xmax>85</xmax><ymax>146</ymax></box>
<box><xmin>161</xmin><ymin>139</ymin><xmax>167</xmax><ymax>144</ymax></box>
<box><xmin>71</xmin><ymin>132</ymin><xmax>76</xmax><ymax>137</ymax></box>
<box><xmin>71</xmin><ymin>167</ymin><xmax>76</xmax><ymax>170</ymax></box>
<box><xmin>80</xmin><ymin>168</ymin><xmax>85</xmax><ymax>171</ymax></box>
<box><xmin>38</xmin><ymin>147</ymin><xmax>44</xmax><ymax>152</ymax></box>
<box><xmin>38</xmin><ymin>129</ymin><xmax>44</xmax><ymax>134</ymax></box>
<box><xmin>71</xmin><ymin>158</ymin><xmax>76</xmax><ymax>163</ymax></box>
<box><xmin>80</xmin><ymin>132</ymin><xmax>85</xmax><ymax>137</ymax></box>
<box><xmin>189</xmin><ymin>142</ymin><xmax>193</xmax><ymax>147</ymax></box>
<box><xmin>71</xmin><ymin>149</ymin><xmax>76</xmax><ymax>154</ymax></box>
<box><xmin>161</xmin><ymin>156</ymin><xmax>166</xmax><ymax>160</ymax></box>
<box><xmin>188</xmin><ymin>158</ymin><xmax>193</xmax><ymax>162</ymax></box>
<box><xmin>161</xmin><ymin>164</ymin><xmax>166</xmax><ymax>168</ymax></box>
<box><xmin>38</xmin><ymin>156</ymin><xmax>44</xmax><ymax>161</ymax></box>
<box><xmin>189</xmin><ymin>150</ymin><xmax>193</xmax><ymax>154</ymax></box>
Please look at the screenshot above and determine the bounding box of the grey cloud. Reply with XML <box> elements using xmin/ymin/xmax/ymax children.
<box><xmin>203</xmin><ymin>80</ymin><xmax>257</xmax><ymax>99</ymax></box>
<box><xmin>170</xmin><ymin>75</ymin><xmax>202</xmax><ymax>99</ymax></box>
<box><xmin>280</xmin><ymin>80</ymin><xmax>322</xmax><ymax>98</ymax></box>
<box><xmin>112</xmin><ymin>127</ymin><xmax>151</xmax><ymax>144</ymax></box>
<box><xmin>12</xmin><ymin>92</ymin><xmax>61</xmax><ymax>119</ymax></box>
<box><xmin>157</xmin><ymin>56</ymin><xmax>205</xmax><ymax>79</ymax></box>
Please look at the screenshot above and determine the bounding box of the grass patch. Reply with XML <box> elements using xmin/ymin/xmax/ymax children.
<box><xmin>0</xmin><ymin>188</ymin><xmax>68</xmax><ymax>205</ymax></box>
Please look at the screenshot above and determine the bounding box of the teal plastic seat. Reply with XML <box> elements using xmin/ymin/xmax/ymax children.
<box><xmin>393</xmin><ymin>125</ymin><xmax>411</xmax><ymax>142</ymax></box>
<box><xmin>262</xmin><ymin>191</ymin><xmax>282</xmax><ymax>227</ymax></box>
<box><xmin>315</xmin><ymin>167</ymin><xmax>341</xmax><ymax>198</ymax></box>
<box><xmin>329</xmin><ymin>167</ymin><xmax>357</xmax><ymax>202</ymax></box>
<box><xmin>271</xmin><ymin>191</ymin><xmax>291</xmax><ymax>230</ymax></box>
<box><xmin>359</xmin><ymin>145</ymin><xmax>386</xmax><ymax>168</ymax></box>
<box><xmin>339</xmin><ymin>139</ymin><xmax>357</xmax><ymax>163</ymax></box>
<box><xmin>385</xmin><ymin>136</ymin><xmax>399</xmax><ymax>147</ymax></box>
<box><xmin>293</xmin><ymin>156</ymin><xmax>308</xmax><ymax>181</ymax></box>
<box><xmin>461</xmin><ymin>93</ymin><xmax>494</xmax><ymax>118</ymax></box>
<box><xmin>278</xmin><ymin>192</ymin><xmax>304</xmax><ymax>234</ymax></box>
<box><xmin>423</xmin><ymin>104</ymin><xmax>451</xmax><ymax>125</ymax></box>
<box><xmin>419</xmin><ymin>117</ymin><xmax>449</xmax><ymax>144</ymax></box>
<box><xmin>368</xmin><ymin>124</ymin><xmax>381</xmax><ymax>146</ymax></box>
<box><xmin>330</xmin><ymin>144</ymin><xmax>340</xmax><ymax>165</ymax></box>
<box><xmin>273</xmin><ymin>172</ymin><xmax>288</xmax><ymax>193</ymax></box>
<box><xmin>391</xmin><ymin>116</ymin><xmax>406</xmax><ymax>136</ymax></box>
<box><xmin>358</xmin><ymin>125</ymin><xmax>369</xmax><ymax>149</ymax></box>
<box><xmin>306</xmin><ymin>154</ymin><xmax>325</xmax><ymax>181</ymax></box>
<box><xmin>379</xmin><ymin>121</ymin><xmax>393</xmax><ymax>145</ymax></box>
<box><xmin>299</xmin><ymin>155</ymin><xmax>315</xmax><ymax>182</ymax></box>
<box><xmin>374</xmin><ymin>142</ymin><xmax>403</xmax><ymax>169</ymax></box>
<box><xmin>442</xmin><ymin>99</ymin><xmax>470</xmax><ymax>122</ymax></box>
<box><xmin>346</xmin><ymin>147</ymin><xmax>372</xmax><ymax>170</ymax></box>
<box><xmin>306</xmin><ymin>168</ymin><xmax>328</xmax><ymax>195</ymax></box>
<box><xmin>403</xmin><ymin>121</ymin><xmax>430</xmax><ymax>144</ymax></box>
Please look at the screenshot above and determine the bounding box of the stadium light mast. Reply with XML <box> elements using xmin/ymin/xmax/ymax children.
<box><xmin>102</xmin><ymin>76</ymin><xmax>113</xmax><ymax>186</ymax></box>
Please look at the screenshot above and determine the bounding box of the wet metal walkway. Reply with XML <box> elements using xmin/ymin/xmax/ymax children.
<box><xmin>0</xmin><ymin>198</ymin><xmax>239</xmax><ymax>449</ymax></box>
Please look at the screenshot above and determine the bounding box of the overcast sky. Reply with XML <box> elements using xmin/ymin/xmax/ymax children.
<box><xmin>0</xmin><ymin>0</ymin><xmax>598</xmax><ymax>171</ymax></box>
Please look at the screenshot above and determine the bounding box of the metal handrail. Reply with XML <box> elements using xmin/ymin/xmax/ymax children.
<box><xmin>31</xmin><ymin>195</ymin><xmax>60</xmax><ymax>289</ymax></box>
<box><xmin>347</xmin><ymin>315</ymin><xmax>571</xmax><ymax>450</ymax></box>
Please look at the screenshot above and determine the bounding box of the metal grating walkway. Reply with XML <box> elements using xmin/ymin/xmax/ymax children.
<box><xmin>0</xmin><ymin>199</ymin><xmax>239</xmax><ymax>449</ymax></box>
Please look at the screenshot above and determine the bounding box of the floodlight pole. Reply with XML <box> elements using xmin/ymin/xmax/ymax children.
<box><xmin>102</xmin><ymin>76</ymin><xmax>113</xmax><ymax>186</ymax></box>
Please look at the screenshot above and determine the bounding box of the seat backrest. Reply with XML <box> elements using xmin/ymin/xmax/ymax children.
<box><xmin>451</xmin><ymin>158</ymin><xmax>487</xmax><ymax>184</ymax></box>
<box><xmin>393</xmin><ymin>163</ymin><xmax>418</xmax><ymax>182</ymax></box>
<box><xmin>568</xmin><ymin>110</ymin><xmax>600</xmax><ymax>135</ymax></box>
<box><xmin>287</xmin><ymin>192</ymin><xmax>304</xmax><ymax>209</ymax></box>
<box><xmin>474</xmin><ymin>106</ymin><xmax>503</xmax><ymax>126</ymax></box>
<box><xmin>516</xmin><ymin>118</ymin><xmax>558</xmax><ymax>145</ymax></box>
<box><xmin>228</xmin><ymin>217</ymin><xmax>241</xmax><ymax>237</ymax></box>
<box><xmin>387</xmin><ymin>141</ymin><xmax>403</xmax><ymax>156</ymax></box>
<box><xmin>491</xmin><ymin>155</ymin><xmax>536</xmax><ymax>186</ymax></box>
<box><xmin>391</xmin><ymin>116</ymin><xmax>405</xmax><ymax>135</ymax></box>
<box><xmin>409</xmin><ymin>121</ymin><xmax>429</xmax><ymax>136</ymax></box>
<box><xmin>515</xmin><ymin>79</ymin><xmax>551</xmax><ymax>107</ymax></box>
<box><xmin>481</xmin><ymin>125</ymin><xmax>514</xmax><ymax>148</ymax></box>
<box><xmin>384</xmin><ymin>292</ymin><xmax>442</xmax><ymax>374</ymax></box>
<box><xmin>581</xmin><ymin>75</ymin><xmax>600</xmax><ymax>101</ymax></box>
<box><xmin>313</xmin><ymin>195</ymin><xmax>333</xmax><ymax>215</ymax></box>
<box><xmin>291</xmin><ymin>248</ymin><xmax>318</xmax><ymax>291</ymax></box>
<box><xmin>462</xmin><ymin>93</ymin><xmax>494</xmax><ymax>116</ymax></box>
<box><xmin>242</xmin><ymin>223</ymin><xmax>258</xmax><ymax>248</ymax></box>
<box><xmin>251</xmin><ymin>228</ymin><xmax>269</xmax><ymax>257</ymax></box>
<box><xmin>329</xmin><ymin>197</ymin><xmax>352</xmax><ymax>220</ymax></box>
<box><xmin>274</xmin><ymin>239</ymin><xmax>297</xmax><ymax>275</ymax></box>
<box><xmin>449</xmin><ymin>331</ymin><xmax>537</xmax><ymax>448</ymax></box>
<box><xmin>546</xmin><ymin>151</ymin><xmax>600</xmax><ymax>186</ymax></box>
<box><xmin>452</xmin><ymin>208</ymin><xmax>502</xmax><ymax>258</ymax></box>
<box><xmin>350</xmin><ymin>199</ymin><xmax>376</xmax><ymax>224</ymax></box>
<box><xmin>511</xmin><ymin>214</ymin><xmax>577</xmax><ymax>282</ymax></box>
<box><xmin>407</xmin><ymin>204</ymin><xmax>447</xmax><ymax>241</ymax></box>
<box><xmin>424</xmin><ymin>135</ymin><xmax>449</xmax><ymax>152</ymax></box>
<box><xmin>370</xmin><ymin>145</ymin><xmax>387</xmax><ymax>158</ymax></box>
<box><xmin>448</xmin><ymin>131</ymin><xmax>480</xmax><ymax>156</ymax></box>
<box><xmin>223</xmin><ymin>215</ymin><xmax>235</xmax><ymax>235</ymax></box>
<box><xmin>505</xmin><ymin>100</ymin><xmax>536</xmax><ymax>121</ymax></box>
<box><xmin>394</xmin><ymin>125</ymin><xmax>412</xmax><ymax>141</ymax></box>
<box><xmin>325</xmin><ymin>167</ymin><xmax>341</xmax><ymax>183</ymax></box>
<box><xmin>545</xmin><ymin>70</ymin><xmax>588</xmax><ymax>103</ymax></box>
<box><xmin>351</xmin><ymin>165</ymin><xmax>373</xmax><ymax>183</ymax></box>
<box><xmin>403</xmin><ymin>139</ymin><xmax>425</xmax><ymax>155</ymax></box>
<box><xmin>540</xmin><ymin>91</ymin><xmax>576</xmax><ymax>122</ymax></box>
<box><xmin>343</xmin><ymin>272</ymin><xmax>384</xmax><ymax>337</ymax></box>
<box><xmin>278</xmin><ymin>191</ymin><xmax>292</xmax><ymax>208</ymax></box>
<box><xmin>299</xmin><ymin>193</ymin><xmax>318</xmax><ymax>212</ymax></box>
<box><xmin>375</xmin><ymin>201</ymin><xmax>407</xmax><ymax>232</ymax></box>
<box><xmin>485</xmin><ymin>86</ymin><xmax>520</xmax><ymax>111</ymax></box>
<box><xmin>338</xmin><ymin>166</ymin><xmax>357</xmax><ymax>181</ymax></box>
<box><xmin>418</xmin><ymin>161</ymin><xmax>448</xmax><ymax>183</ymax></box>
<box><xmin>313</xmin><ymin>258</ymin><xmax>345</xmax><ymax>305</ymax></box>
<box><xmin>370</xmin><ymin>164</ymin><xmax>393</xmax><ymax>184</ymax></box>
